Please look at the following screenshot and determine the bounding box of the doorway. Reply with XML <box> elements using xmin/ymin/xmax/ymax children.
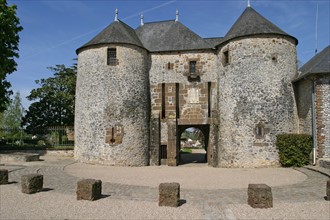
<box><xmin>178</xmin><ymin>125</ymin><xmax>210</xmax><ymax>165</ymax></box>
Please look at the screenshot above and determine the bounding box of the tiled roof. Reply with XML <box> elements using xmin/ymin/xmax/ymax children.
<box><xmin>135</xmin><ymin>20</ymin><xmax>212</xmax><ymax>52</ymax></box>
<box><xmin>77</xmin><ymin>20</ymin><xmax>143</xmax><ymax>53</ymax></box>
<box><xmin>221</xmin><ymin>7</ymin><xmax>297</xmax><ymax>46</ymax></box>
<box><xmin>295</xmin><ymin>45</ymin><xmax>330</xmax><ymax>81</ymax></box>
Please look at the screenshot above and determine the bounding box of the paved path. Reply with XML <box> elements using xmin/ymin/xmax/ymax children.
<box><xmin>1</xmin><ymin>156</ymin><xmax>329</xmax><ymax>220</ymax></box>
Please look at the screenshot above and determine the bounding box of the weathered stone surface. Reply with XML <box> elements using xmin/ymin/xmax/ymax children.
<box><xmin>326</xmin><ymin>180</ymin><xmax>330</xmax><ymax>201</ymax></box>
<box><xmin>76</xmin><ymin>179</ymin><xmax>102</xmax><ymax>201</ymax></box>
<box><xmin>248</xmin><ymin>184</ymin><xmax>273</xmax><ymax>208</ymax></box>
<box><xmin>218</xmin><ymin>37</ymin><xmax>298</xmax><ymax>168</ymax></box>
<box><xmin>21</xmin><ymin>174</ymin><xmax>43</xmax><ymax>194</ymax></box>
<box><xmin>0</xmin><ymin>169</ymin><xmax>9</xmax><ymax>185</ymax></box>
<box><xmin>75</xmin><ymin>45</ymin><xmax>150</xmax><ymax>166</ymax></box>
<box><xmin>159</xmin><ymin>182</ymin><xmax>180</xmax><ymax>207</ymax></box>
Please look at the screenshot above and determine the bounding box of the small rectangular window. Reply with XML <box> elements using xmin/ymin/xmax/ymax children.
<box><xmin>189</xmin><ymin>61</ymin><xmax>196</xmax><ymax>73</ymax></box>
<box><xmin>223</xmin><ymin>50</ymin><xmax>229</xmax><ymax>65</ymax></box>
<box><xmin>107</xmin><ymin>48</ymin><xmax>117</xmax><ymax>65</ymax></box>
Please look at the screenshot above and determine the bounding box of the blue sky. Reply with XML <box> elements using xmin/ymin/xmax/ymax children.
<box><xmin>6</xmin><ymin>0</ymin><xmax>330</xmax><ymax>109</ymax></box>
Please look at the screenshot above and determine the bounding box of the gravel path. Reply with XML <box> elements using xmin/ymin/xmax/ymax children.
<box><xmin>0</xmin><ymin>155</ymin><xmax>329</xmax><ymax>220</ymax></box>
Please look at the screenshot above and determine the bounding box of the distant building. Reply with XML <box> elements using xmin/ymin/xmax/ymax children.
<box><xmin>74</xmin><ymin>5</ymin><xmax>329</xmax><ymax>167</ymax></box>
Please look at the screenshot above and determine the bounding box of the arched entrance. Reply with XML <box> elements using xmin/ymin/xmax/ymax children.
<box><xmin>177</xmin><ymin>125</ymin><xmax>210</xmax><ymax>165</ymax></box>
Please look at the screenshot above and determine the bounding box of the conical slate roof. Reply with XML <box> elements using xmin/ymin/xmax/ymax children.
<box><xmin>221</xmin><ymin>7</ymin><xmax>297</xmax><ymax>46</ymax></box>
<box><xmin>77</xmin><ymin>20</ymin><xmax>144</xmax><ymax>53</ymax></box>
<box><xmin>294</xmin><ymin>45</ymin><xmax>330</xmax><ymax>81</ymax></box>
<box><xmin>135</xmin><ymin>20</ymin><xmax>212</xmax><ymax>52</ymax></box>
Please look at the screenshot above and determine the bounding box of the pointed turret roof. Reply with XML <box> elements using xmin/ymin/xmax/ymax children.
<box><xmin>135</xmin><ymin>20</ymin><xmax>212</xmax><ymax>52</ymax></box>
<box><xmin>220</xmin><ymin>7</ymin><xmax>298</xmax><ymax>46</ymax></box>
<box><xmin>294</xmin><ymin>45</ymin><xmax>330</xmax><ymax>81</ymax></box>
<box><xmin>77</xmin><ymin>20</ymin><xmax>144</xmax><ymax>53</ymax></box>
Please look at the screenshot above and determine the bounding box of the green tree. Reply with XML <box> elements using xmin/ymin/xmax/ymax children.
<box><xmin>1</xmin><ymin>91</ymin><xmax>24</xmax><ymax>129</ymax></box>
<box><xmin>0</xmin><ymin>0</ymin><xmax>23</xmax><ymax>112</ymax></box>
<box><xmin>0</xmin><ymin>92</ymin><xmax>24</xmax><ymax>144</ymax></box>
<box><xmin>22</xmin><ymin>64</ymin><xmax>77</xmax><ymax>132</ymax></box>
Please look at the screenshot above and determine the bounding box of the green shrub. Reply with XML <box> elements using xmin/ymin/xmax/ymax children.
<box><xmin>276</xmin><ymin>134</ymin><xmax>312</xmax><ymax>167</ymax></box>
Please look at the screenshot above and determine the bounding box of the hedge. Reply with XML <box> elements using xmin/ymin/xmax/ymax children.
<box><xmin>276</xmin><ymin>134</ymin><xmax>313</xmax><ymax>167</ymax></box>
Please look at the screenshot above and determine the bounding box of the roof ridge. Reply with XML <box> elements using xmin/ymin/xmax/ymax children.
<box><xmin>142</xmin><ymin>19</ymin><xmax>175</xmax><ymax>25</ymax></box>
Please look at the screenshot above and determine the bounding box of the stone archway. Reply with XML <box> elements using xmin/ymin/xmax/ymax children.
<box><xmin>177</xmin><ymin>125</ymin><xmax>210</xmax><ymax>165</ymax></box>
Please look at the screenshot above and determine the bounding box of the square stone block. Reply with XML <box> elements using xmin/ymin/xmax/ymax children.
<box><xmin>21</xmin><ymin>174</ymin><xmax>43</xmax><ymax>194</ymax></box>
<box><xmin>326</xmin><ymin>180</ymin><xmax>330</xmax><ymax>201</ymax></box>
<box><xmin>159</xmin><ymin>182</ymin><xmax>180</xmax><ymax>207</ymax></box>
<box><xmin>0</xmin><ymin>169</ymin><xmax>9</xmax><ymax>185</ymax></box>
<box><xmin>76</xmin><ymin>179</ymin><xmax>102</xmax><ymax>201</ymax></box>
<box><xmin>248</xmin><ymin>184</ymin><xmax>273</xmax><ymax>208</ymax></box>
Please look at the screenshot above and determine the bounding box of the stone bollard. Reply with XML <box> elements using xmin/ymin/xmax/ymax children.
<box><xmin>159</xmin><ymin>182</ymin><xmax>180</xmax><ymax>207</ymax></box>
<box><xmin>21</xmin><ymin>174</ymin><xmax>43</xmax><ymax>194</ymax></box>
<box><xmin>76</xmin><ymin>179</ymin><xmax>102</xmax><ymax>201</ymax></box>
<box><xmin>248</xmin><ymin>184</ymin><xmax>273</xmax><ymax>208</ymax></box>
<box><xmin>0</xmin><ymin>169</ymin><xmax>9</xmax><ymax>185</ymax></box>
<box><xmin>326</xmin><ymin>180</ymin><xmax>330</xmax><ymax>201</ymax></box>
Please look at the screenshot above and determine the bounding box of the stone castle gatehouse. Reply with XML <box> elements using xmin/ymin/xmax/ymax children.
<box><xmin>74</xmin><ymin>6</ymin><xmax>329</xmax><ymax>167</ymax></box>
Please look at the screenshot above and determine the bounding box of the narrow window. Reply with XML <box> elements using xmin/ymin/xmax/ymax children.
<box><xmin>255</xmin><ymin>124</ymin><xmax>265</xmax><ymax>139</ymax></box>
<box><xmin>176</xmin><ymin>83</ymin><xmax>180</xmax><ymax>119</ymax></box>
<box><xmin>107</xmin><ymin>48</ymin><xmax>117</xmax><ymax>65</ymax></box>
<box><xmin>161</xmin><ymin>83</ymin><xmax>165</xmax><ymax>119</ymax></box>
<box><xmin>189</xmin><ymin>61</ymin><xmax>196</xmax><ymax>73</ymax></box>
<box><xmin>160</xmin><ymin>145</ymin><xmax>167</xmax><ymax>159</ymax></box>
<box><xmin>167</xmin><ymin>62</ymin><xmax>171</xmax><ymax>70</ymax></box>
<box><xmin>223</xmin><ymin>50</ymin><xmax>229</xmax><ymax>65</ymax></box>
<box><xmin>208</xmin><ymin>82</ymin><xmax>211</xmax><ymax>118</ymax></box>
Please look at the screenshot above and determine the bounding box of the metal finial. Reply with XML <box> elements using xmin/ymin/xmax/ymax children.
<box><xmin>115</xmin><ymin>8</ymin><xmax>118</xmax><ymax>21</ymax></box>
<box><xmin>140</xmin><ymin>14</ymin><xmax>144</xmax><ymax>26</ymax></box>
<box><xmin>248</xmin><ymin>0</ymin><xmax>251</xmax><ymax>7</ymax></box>
<box><xmin>175</xmin><ymin>9</ymin><xmax>179</xmax><ymax>22</ymax></box>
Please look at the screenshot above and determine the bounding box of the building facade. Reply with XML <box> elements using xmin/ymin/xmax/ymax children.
<box><xmin>75</xmin><ymin>6</ymin><xmax>326</xmax><ymax>167</ymax></box>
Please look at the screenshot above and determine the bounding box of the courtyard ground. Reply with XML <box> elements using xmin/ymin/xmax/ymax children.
<box><xmin>0</xmin><ymin>155</ymin><xmax>329</xmax><ymax>220</ymax></box>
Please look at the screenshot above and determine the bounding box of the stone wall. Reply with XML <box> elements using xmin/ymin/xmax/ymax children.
<box><xmin>315</xmin><ymin>75</ymin><xmax>330</xmax><ymax>158</ymax></box>
<box><xmin>149</xmin><ymin>50</ymin><xmax>218</xmax><ymax>166</ymax></box>
<box><xmin>75</xmin><ymin>44</ymin><xmax>150</xmax><ymax>166</ymax></box>
<box><xmin>294</xmin><ymin>79</ymin><xmax>313</xmax><ymax>134</ymax></box>
<box><xmin>217</xmin><ymin>36</ymin><xmax>298</xmax><ymax>167</ymax></box>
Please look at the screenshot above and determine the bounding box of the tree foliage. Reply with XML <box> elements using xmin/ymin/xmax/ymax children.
<box><xmin>22</xmin><ymin>64</ymin><xmax>77</xmax><ymax>132</ymax></box>
<box><xmin>0</xmin><ymin>91</ymin><xmax>24</xmax><ymax>129</ymax></box>
<box><xmin>0</xmin><ymin>0</ymin><xmax>23</xmax><ymax>112</ymax></box>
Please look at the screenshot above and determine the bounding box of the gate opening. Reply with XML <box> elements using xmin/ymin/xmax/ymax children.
<box><xmin>179</xmin><ymin>127</ymin><xmax>208</xmax><ymax>165</ymax></box>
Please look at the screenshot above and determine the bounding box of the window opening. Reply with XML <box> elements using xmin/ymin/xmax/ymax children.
<box><xmin>161</xmin><ymin>83</ymin><xmax>165</xmax><ymax>119</ymax></box>
<box><xmin>223</xmin><ymin>50</ymin><xmax>229</xmax><ymax>65</ymax></box>
<box><xmin>107</xmin><ymin>48</ymin><xmax>117</xmax><ymax>65</ymax></box>
<box><xmin>255</xmin><ymin>124</ymin><xmax>265</xmax><ymax>139</ymax></box>
<box><xmin>160</xmin><ymin>145</ymin><xmax>167</xmax><ymax>159</ymax></box>
<box><xmin>176</xmin><ymin>83</ymin><xmax>180</xmax><ymax>119</ymax></box>
<box><xmin>189</xmin><ymin>61</ymin><xmax>196</xmax><ymax>73</ymax></box>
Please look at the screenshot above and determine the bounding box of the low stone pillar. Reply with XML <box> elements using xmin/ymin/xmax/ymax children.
<box><xmin>0</xmin><ymin>169</ymin><xmax>9</xmax><ymax>185</ymax></box>
<box><xmin>21</xmin><ymin>174</ymin><xmax>43</xmax><ymax>194</ymax></box>
<box><xmin>159</xmin><ymin>182</ymin><xmax>180</xmax><ymax>207</ymax></box>
<box><xmin>248</xmin><ymin>184</ymin><xmax>273</xmax><ymax>208</ymax></box>
<box><xmin>76</xmin><ymin>179</ymin><xmax>102</xmax><ymax>201</ymax></box>
<box><xmin>326</xmin><ymin>180</ymin><xmax>330</xmax><ymax>201</ymax></box>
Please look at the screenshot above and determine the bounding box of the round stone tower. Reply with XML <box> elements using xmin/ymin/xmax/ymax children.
<box><xmin>217</xmin><ymin>6</ymin><xmax>299</xmax><ymax>167</ymax></box>
<box><xmin>75</xmin><ymin>18</ymin><xmax>150</xmax><ymax>166</ymax></box>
